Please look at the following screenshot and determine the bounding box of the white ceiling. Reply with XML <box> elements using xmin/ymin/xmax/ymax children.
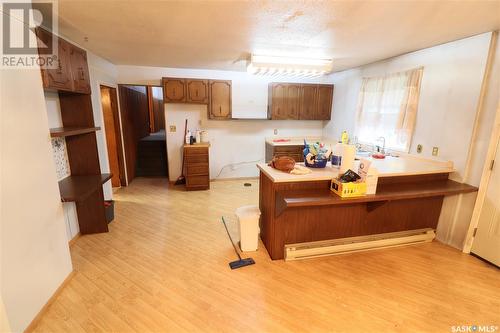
<box><xmin>58</xmin><ymin>0</ymin><xmax>500</xmax><ymax>72</ymax></box>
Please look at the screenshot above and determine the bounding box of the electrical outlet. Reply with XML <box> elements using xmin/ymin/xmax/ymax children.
<box><xmin>432</xmin><ymin>147</ymin><xmax>439</xmax><ymax>156</ymax></box>
<box><xmin>417</xmin><ymin>144</ymin><xmax>423</xmax><ymax>154</ymax></box>
<box><xmin>274</xmin><ymin>129</ymin><xmax>278</xmax><ymax>135</ymax></box>
<box><xmin>169</xmin><ymin>125</ymin><xmax>176</xmax><ymax>133</ymax></box>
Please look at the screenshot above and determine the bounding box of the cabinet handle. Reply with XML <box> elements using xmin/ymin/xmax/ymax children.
<box><xmin>173</xmin><ymin>88</ymin><xmax>176</xmax><ymax>97</ymax></box>
<box><xmin>195</xmin><ymin>89</ymin><xmax>199</xmax><ymax>97</ymax></box>
<box><xmin>219</xmin><ymin>106</ymin><xmax>222</xmax><ymax>115</ymax></box>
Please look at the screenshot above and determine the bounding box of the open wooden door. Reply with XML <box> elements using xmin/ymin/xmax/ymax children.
<box><xmin>471</xmin><ymin>132</ymin><xmax>500</xmax><ymax>266</ymax></box>
<box><xmin>100</xmin><ymin>85</ymin><xmax>126</xmax><ymax>187</ymax></box>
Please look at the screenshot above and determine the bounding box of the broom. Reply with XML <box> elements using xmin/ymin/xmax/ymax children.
<box><xmin>174</xmin><ymin>119</ymin><xmax>188</xmax><ymax>185</ymax></box>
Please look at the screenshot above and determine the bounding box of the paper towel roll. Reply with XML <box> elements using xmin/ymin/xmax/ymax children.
<box><xmin>340</xmin><ymin>144</ymin><xmax>356</xmax><ymax>174</ymax></box>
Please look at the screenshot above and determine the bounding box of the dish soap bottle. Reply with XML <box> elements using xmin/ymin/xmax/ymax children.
<box><xmin>341</xmin><ymin>130</ymin><xmax>349</xmax><ymax>144</ymax></box>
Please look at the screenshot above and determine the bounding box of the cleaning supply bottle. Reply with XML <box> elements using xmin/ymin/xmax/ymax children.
<box><xmin>341</xmin><ymin>130</ymin><xmax>349</xmax><ymax>144</ymax></box>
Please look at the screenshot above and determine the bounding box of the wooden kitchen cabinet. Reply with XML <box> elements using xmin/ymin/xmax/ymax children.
<box><xmin>163</xmin><ymin>78</ymin><xmax>186</xmax><ymax>103</ymax></box>
<box><xmin>299</xmin><ymin>84</ymin><xmax>318</xmax><ymax>120</ymax></box>
<box><xmin>268</xmin><ymin>83</ymin><xmax>300</xmax><ymax>120</ymax></box>
<box><xmin>208</xmin><ymin>80</ymin><xmax>232</xmax><ymax>119</ymax></box>
<box><xmin>162</xmin><ymin>77</ymin><xmax>232</xmax><ymax>120</ymax></box>
<box><xmin>36</xmin><ymin>28</ymin><xmax>75</xmax><ymax>92</ymax></box>
<box><xmin>268</xmin><ymin>82</ymin><xmax>333</xmax><ymax>120</ymax></box>
<box><xmin>184</xmin><ymin>144</ymin><xmax>210</xmax><ymax>191</ymax></box>
<box><xmin>316</xmin><ymin>84</ymin><xmax>334</xmax><ymax>120</ymax></box>
<box><xmin>186</xmin><ymin>79</ymin><xmax>208</xmax><ymax>104</ymax></box>
<box><xmin>69</xmin><ymin>44</ymin><xmax>91</xmax><ymax>94</ymax></box>
<box><xmin>286</xmin><ymin>84</ymin><xmax>301</xmax><ymax>120</ymax></box>
<box><xmin>36</xmin><ymin>28</ymin><xmax>91</xmax><ymax>94</ymax></box>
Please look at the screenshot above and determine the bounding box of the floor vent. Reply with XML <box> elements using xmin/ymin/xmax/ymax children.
<box><xmin>285</xmin><ymin>228</ymin><xmax>436</xmax><ymax>261</ymax></box>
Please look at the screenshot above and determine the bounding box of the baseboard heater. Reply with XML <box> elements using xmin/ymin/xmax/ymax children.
<box><xmin>285</xmin><ymin>228</ymin><xmax>436</xmax><ymax>261</ymax></box>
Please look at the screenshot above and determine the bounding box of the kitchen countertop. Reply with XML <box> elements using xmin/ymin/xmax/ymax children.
<box><xmin>257</xmin><ymin>155</ymin><xmax>455</xmax><ymax>183</ymax></box>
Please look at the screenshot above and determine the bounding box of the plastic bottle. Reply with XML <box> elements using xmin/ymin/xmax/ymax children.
<box><xmin>331</xmin><ymin>142</ymin><xmax>343</xmax><ymax>168</ymax></box>
<box><xmin>185</xmin><ymin>130</ymin><xmax>191</xmax><ymax>144</ymax></box>
<box><xmin>341</xmin><ymin>130</ymin><xmax>349</xmax><ymax>144</ymax></box>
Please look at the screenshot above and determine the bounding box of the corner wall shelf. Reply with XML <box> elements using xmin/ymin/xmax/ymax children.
<box><xmin>50</xmin><ymin>126</ymin><xmax>100</xmax><ymax>138</ymax></box>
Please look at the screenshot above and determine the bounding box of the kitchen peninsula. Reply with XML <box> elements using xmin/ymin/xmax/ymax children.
<box><xmin>257</xmin><ymin>156</ymin><xmax>478</xmax><ymax>260</ymax></box>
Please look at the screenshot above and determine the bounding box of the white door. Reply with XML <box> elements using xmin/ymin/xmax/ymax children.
<box><xmin>471</xmin><ymin>136</ymin><xmax>500</xmax><ymax>266</ymax></box>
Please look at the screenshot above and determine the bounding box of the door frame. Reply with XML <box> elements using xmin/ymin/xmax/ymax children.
<box><xmin>463</xmin><ymin>103</ymin><xmax>500</xmax><ymax>253</ymax></box>
<box><xmin>100</xmin><ymin>84</ymin><xmax>127</xmax><ymax>186</ymax></box>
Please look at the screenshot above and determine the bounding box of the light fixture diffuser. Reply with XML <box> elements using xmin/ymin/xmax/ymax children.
<box><xmin>247</xmin><ymin>54</ymin><xmax>333</xmax><ymax>77</ymax></box>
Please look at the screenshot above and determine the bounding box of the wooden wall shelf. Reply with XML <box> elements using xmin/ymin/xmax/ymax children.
<box><xmin>50</xmin><ymin>126</ymin><xmax>100</xmax><ymax>138</ymax></box>
<box><xmin>58</xmin><ymin>173</ymin><xmax>112</xmax><ymax>202</ymax></box>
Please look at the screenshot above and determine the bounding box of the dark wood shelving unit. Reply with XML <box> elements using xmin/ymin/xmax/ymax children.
<box><xmin>38</xmin><ymin>28</ymin><xmax>111</xmax><ymax>235</ymax></box>
<box><xmin>50</xmin><ymin>126</ymin><xmax>100</xmax><ymax>138</ymax></box>
<box><xmin>58</xmin><ymin>173</ymin><xmax>112</xmax><ymax>202</ymax></box>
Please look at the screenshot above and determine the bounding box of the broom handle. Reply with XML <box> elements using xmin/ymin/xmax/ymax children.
<box><xmin>221</xmin><ymin>216</ymin><xmax>242</xmax><ymax>260</ymax></box>
<box><xmin>180</xmin><ymin>119</ymin><xmax>188</xmax><ymax>176</ymax></box>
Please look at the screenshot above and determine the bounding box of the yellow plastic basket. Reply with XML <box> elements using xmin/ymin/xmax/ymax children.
<box><xmin>330</xmin><ymin>178</ymin><xmax>367</xmax><ymax>198</ymax></box>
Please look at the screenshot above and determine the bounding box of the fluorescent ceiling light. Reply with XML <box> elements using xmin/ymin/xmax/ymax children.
<box><xmin>247</xmin><ymin>54</ymin><xmax>333</xmax><ymax>77</ymax></box>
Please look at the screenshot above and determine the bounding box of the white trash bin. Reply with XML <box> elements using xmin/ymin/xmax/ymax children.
<box><xmin>235</xmin><ymin>205</ymin><xmax>261</xmax><ymax>252</ymax></box>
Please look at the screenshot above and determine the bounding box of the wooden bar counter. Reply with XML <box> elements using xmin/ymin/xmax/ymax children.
<box><xmin>257</xmin><ymin>156</ymin><xmax>477</xmax><ymax>260</ymax></box>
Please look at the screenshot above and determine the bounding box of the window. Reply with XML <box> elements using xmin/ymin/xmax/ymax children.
<box><xmin>354</xmin><ymin>67</ymin><xmax>423</xmax><ymax>152</ymax></box>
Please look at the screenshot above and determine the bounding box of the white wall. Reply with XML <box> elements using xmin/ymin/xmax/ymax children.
<box><xmin>1</xmin><ymin>53</ymin><xmax>72</xmax><ymax>333</ymax></box>
<box><xmin>324</xmin><ymin>33</ymin><xmax>492</xmax><ymax>181</ymax></box>
<box><xmin>44</xmin><ymin>49</ymin><xmax>118</xmax><ymax>241</ymax></box>
<box><xmin>323</xmin><ymin>32</ymin><xmax>499</xmax><ymax>249</ymax></box>
<box><xmin>117</xmin><ymin>66</ymin><xmax>328</xmax><ymax>180</ymax></box>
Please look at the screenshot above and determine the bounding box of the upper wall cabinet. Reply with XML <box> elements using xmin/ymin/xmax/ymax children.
<box><xmin>208</xmin><ymin>80</ymin><xmax>232</xmax><ymax>120</ymax></box>
<box><xmin>163</xmin><ymin>78</ymin><xmax>186</xmax><ymax>103</ymax></box>
<box><xmin>299</xmin><ymin>84</ymin><xmax>318</xmax><ymax>120</ymax></box>
<box><xmin>186</xmin><ymin>79</ymin><xmax>209</xmax><ymax>104</ymax></box>
<box><xmin>69</xmin><ymin>44</ymin><xmax>91</xmax><ymax>94</ymax></box>
<box><xmin>162</xmin><ymin>77</ymin><xmax>232</xmax><ymax>120</ymax></box>
<box><xmin>316</xmin><ymin>84</ymin><xmax>334</xmax><ymax>120</ymax></box>
<box><xmin>268</xmin><ymin>82</ymin><xmax>334</xmax><ymax>120</ymax></box>
<box><xmin>36</xmin><ymin>28</ymin><xmax>90</xmax><ymax>94</ymax></box>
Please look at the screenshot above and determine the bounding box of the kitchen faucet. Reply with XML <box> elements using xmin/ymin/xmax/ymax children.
<box><xmin>376</xmin><ymin>137</ymin><xmax>386</xmax><ymax>154</ymax></box>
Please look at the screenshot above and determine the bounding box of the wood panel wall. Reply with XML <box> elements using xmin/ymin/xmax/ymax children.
<box><xmin>118</xmin><ymin>85</ymin><xmax>150</xmax><ymax>183</ymax></box>
<box><xmin>151</xmin><ymin>86</ymin><xmax>165</xmax><ymax>132</ymax></box>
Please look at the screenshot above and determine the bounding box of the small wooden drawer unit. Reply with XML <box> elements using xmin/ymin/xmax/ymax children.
<box><xmin>184</xmin><ymin>144</ymin><xmax>210</xmax><ymax>191</ymax></box>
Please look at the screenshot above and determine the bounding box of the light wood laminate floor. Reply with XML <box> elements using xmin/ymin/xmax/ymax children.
<box><xmin>32</xmin><ymin>178</ymin><xmax>499</xmax><ymax>333</ymax></box>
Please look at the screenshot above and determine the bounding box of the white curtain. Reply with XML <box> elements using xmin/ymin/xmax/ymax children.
<box><xmin>355</xmin><ymin>67</ymin><xmax>423</xmax><ymax>152</ymax></box>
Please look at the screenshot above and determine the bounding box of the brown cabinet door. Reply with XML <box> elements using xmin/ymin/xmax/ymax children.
<box><xmin>36</xmin><ymin>28</ymin><xmax>73</xmax><ymax>92</ymax></box>
<box><xmin>269</xmin><ymin>83</ymin><xmax>287</xmax><ymax>120</ymax></box>
<box><xmin>163</xmin><ymin>78</ymin><xmax>186</xmax><ymax>103</ymax></box>
<box><xmin>285</xmin><ymin>84</ymin><xmax>301</xmax><ymax>120</ymax></box>
<box><xmin>316</xmin><ymin>85</ymin><xmax>334</xmax><ymax>120</ymax></box>
<box><xmin>186</xmin><ymin>79</ymin><xmax>208</xmax><ymax>104</ymax></box>
<box><xmin>69</xmin><ymin>45</ymin><xmax>91</xmax><ymax>94</ymax></box>
<box><xmin>208</xmin><ymin>80</ymin><xmax>232</xmax><ymax>119</ymax></box>
<box><xmin>299</xmin><ymin>84</ymin><xmax>318</xmax><ymax>120</ymax></box>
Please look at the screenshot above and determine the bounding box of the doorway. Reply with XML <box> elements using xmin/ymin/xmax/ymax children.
<box><xmin>117</xmin><ymin>84</ymin><xmax>168</xmax><ymax>184</ymax></box>
<box><xmin>100</xmin><ymin>85</ymin><xmax>126</xmax><ymax>187</ymax></box>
